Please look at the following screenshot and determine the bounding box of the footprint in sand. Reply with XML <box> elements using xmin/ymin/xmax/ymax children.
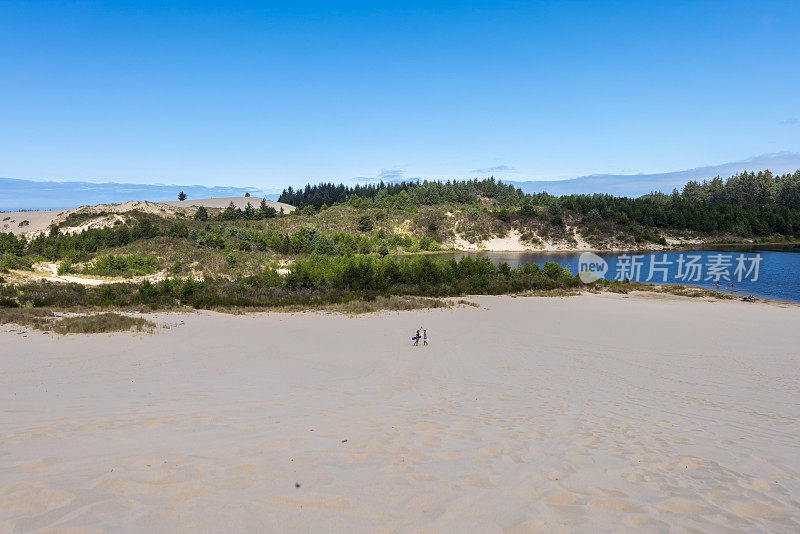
<box><xmin>226</xmin><ymin>462</ymin><xmax>270</xmax><ymax>475</ymax></box>
<box><xmin>461</xmin><ymin>475</ymin><xmax>493</xmax><ymax>488</ymax></box>
<box><xmin>588</xmin><ymin>497</ymin><xmax>636</xmax><ymax>512</ymax></box>
<box><xmin>542</xmin><ymin>492</ymin><xmax>579</xmax><ymax>505</ymax></box>
<box><xmin>656</xmin><ymin>499</ymin><xmax>705</xmax><ymax>514</ymax></box>
<box><xmin>0</xmin><ymin>485</ymin><xmax>75</xmax><ymax>513</ymax></box>
<box><xmin>728</xmin><ymin>501</ymin><xmax>782</xmax><ymax>517</ymax></box>
<box><xmin>269</xmin><ymin>493</ymin><xmax>349</xmax><ymax>509</ymax></box>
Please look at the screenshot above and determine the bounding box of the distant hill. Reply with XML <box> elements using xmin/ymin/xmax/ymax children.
<box><xmin>0</xmin><ymin>177</ymin><xmax>279</xmax><ymax>211</ymax></box>
<box><xmin>504</xmin><ymin>152</ymin><xmax>800</xmax><ymax>197</ymax></box>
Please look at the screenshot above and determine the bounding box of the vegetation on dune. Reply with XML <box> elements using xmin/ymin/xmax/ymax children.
<box><xmin>0</xmin><ymin>255</ymin><xmax>580</xmax><ymax>310</ymax></box>
<box><xmin>0</xmin><ymin>308</ymin><xmax>155</xmax><ymax>334</ymax></box>
<box><xmin>279</xmin><ymin>170</ymin><xmax>800</xmax><ymax>240</ymax></box>
<box><xmin>0</xmin><ymin>212</ymin><xmax>442</xmax><ymax>277</ymax></box>
<box><xmin>0</xmin><ymin>253</ymin><xmax>33</xmax><ymax>273</ymax></box>
<box><xmin>50</xmin><ymin>313</ymin><xmax>155</xmax><ymax>334</ymax></box>
<box><xmin>77</xmin><ymin>254</ymin><xmax>159</xmax><ymax>277</ymax></box>
<box><xmin>215</xmin><ymin>199</ymin><xmax>281</xmax><ymax>221</ymax></box>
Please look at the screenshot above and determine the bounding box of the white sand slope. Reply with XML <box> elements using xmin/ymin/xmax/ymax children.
<box><xmin>162</xmin><ymin>196</ymin><xmax>295</xmax><ymax>213</ymax></box>
<box><xmin>1</xmin><ymin>293</ymin><xmax>799</xmax><ymax>532</ymax></box>
<box><xmin>1</xmin><ymin>197</ymin><xmax>295</xmax><ymax>237</ymax></box>
<box><xmin>1</xmin><ymin>209</ymin><xmax>65</xmax><ymax>236</ymax></box>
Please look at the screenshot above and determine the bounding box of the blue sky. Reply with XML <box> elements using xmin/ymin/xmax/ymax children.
<box><xmin>1</xmin><ymin>0</ymin><xmax>798</xmax><ymax>190</ymax></box>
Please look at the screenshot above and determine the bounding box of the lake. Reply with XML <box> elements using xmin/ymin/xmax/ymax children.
<box><xmin>436</xmin><ymin>244</ymin><xmax>800</xmax><ymax>303</ymax></box>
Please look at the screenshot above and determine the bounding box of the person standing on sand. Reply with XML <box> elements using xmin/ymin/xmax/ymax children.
<box><xmin>414</xmin><ymin>329</ymin><xmax>420</xmax><ymax>346</ymax></box>
<box><xmin>423</xmin><ymin>328</ymin><xmax>428</xmax><ymax>346</ymax></box>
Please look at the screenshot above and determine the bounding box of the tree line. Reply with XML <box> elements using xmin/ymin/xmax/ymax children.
<box><xmin>279</xmin><ymin>171</ymin><xmax>800</xmax><ymax>237</ymax></box>
<box><xmin>278</xmin><ymin>178</ymin><xmax>521</xmax><ymax>209</ymax></box>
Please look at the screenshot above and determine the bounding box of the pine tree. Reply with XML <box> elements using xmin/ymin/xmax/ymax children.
<box><xmin>194</xmin><ymin>206</ymin><xmax>208</xmax><ymax>221</ymax></box>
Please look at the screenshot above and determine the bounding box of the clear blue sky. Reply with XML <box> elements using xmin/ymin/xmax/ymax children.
<box><xmin>1</xmin><ymin>0</ymin><xmax>798</xmax><ymax>190</ymax></box>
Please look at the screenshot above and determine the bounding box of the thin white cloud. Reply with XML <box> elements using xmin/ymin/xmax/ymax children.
<box><xmin>470</xmin><ymin>164</ymin><xmax>514</xmax><ymax>174</ymax></box>
<box><xmin>352</xmin><ymin>168</ymin><xmax>405</xmax><ymax>182</ymax></box>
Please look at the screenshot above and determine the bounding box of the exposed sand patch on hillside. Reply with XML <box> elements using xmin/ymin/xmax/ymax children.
<box><xmin>4</xmin><ymin>262</ymin><xmax>171</xmax><ymax>286</ymax></box>
<box><xmin>450</xmin><ymin>227</ymin><xmax>596</xmax><ymax>252</ymax></box>
<box><xmin>449</xmin><ymin>229</ymin><xmax>528</xmax><ymax>251</ymax></box>
<box><xmin>1</xmin><ymin>209</ymin><xmax>65</xmax><ymax>236</ymax></box>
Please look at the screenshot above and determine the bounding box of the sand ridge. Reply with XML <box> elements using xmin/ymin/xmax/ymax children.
<box><xmin>1</xmin><ymin>197</ymin><xmax>295</xmax><ymax>238</ymax></box>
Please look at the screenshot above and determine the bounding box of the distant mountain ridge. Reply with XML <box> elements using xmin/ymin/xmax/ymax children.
<box><xmin>0</xmin><ymin>178</ymin><xmax>280</xmax><ymax>211</ymax></box>
<box><xmin>3</xmin><ymin>152</ymin><xmax>799</xmax><ymax>211</ymax></box>
<box><xmin>504</xmin><ymin>153</ymin><xmax>800</xmax><ymax>197</ymax></box>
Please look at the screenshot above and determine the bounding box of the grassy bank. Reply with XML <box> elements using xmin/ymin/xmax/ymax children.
<box><xmin>0</xmin><ymin>255</ymin><xmax>580</xmax><ymax>310</ymax></box>
<box><xmin>0</xmin><ymin>252</ymin><xmax>738</xmax><ymax>329</ymax></box>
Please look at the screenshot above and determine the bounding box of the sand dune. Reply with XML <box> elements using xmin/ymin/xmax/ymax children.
<box><xmin>162</xmin><ymin>196</ymin><xmax>294</xmax><ymax>212</ymax></box>
<box><xmin>1</xmin><ymin>209</ymin><xmax>65</xmax><ymax>236</ymax></box>
<box><xmin>1</xmin><ymin>197</ymin><xmax>295</xmax><ymax>237</ymax></box>
<box><xmin>1</xmin><ymin>293</ymin><xmax>799</xmax><ymax>532</ymax></box>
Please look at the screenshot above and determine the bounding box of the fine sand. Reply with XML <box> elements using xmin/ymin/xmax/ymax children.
<box><xmin>1</xmin><ymin>293</ymin><xmax>799</xmax><ymax>532</ymax></box>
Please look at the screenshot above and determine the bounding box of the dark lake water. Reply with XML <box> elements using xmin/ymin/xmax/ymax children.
<box><xmin>437</xmin><ymin>244</ymin><xmax>800</xmax><ymax>303</ymax></box>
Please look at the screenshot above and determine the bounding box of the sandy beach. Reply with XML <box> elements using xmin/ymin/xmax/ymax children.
<box><xmin>1</xmin><ymin>293</ymin><xmax>799</xmax><ymax>532</ymax></box>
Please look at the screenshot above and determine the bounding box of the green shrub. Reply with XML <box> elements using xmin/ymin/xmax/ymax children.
<box><xmin>2</xmin><ymin>255</ymin><xmax>583</xmax><ymax>311</ymax></box>
<box><xmin>357</xmin><ymin>214</ymin><xmax>373</xmax><ymax>232</ymax></box>
<box><xmin>58</xmin><ymin>259</ymin><xmax>76</xmax><ymax>275</ymax></box>
<box><xmin>520</xmin><ymin>203</ymin><xmax>536</xmax><ymax>218</ymax></box>
<box><xmin>168</xmin><ymin>222</ymin><xmax>189</xmax><ymax>238</ymax></box>
<box><xmin>194</xmin><ymin>206</ymin><xmax>209</xmax><ymax>221</ymax></box>
<box><xmin>0</xmin><ymin>253</ymin><xmax>32</xmax><ymax>272</ymax></box>
<box><xmin>83</xmin><ymin>254</ymin><xmax>158</xmax><ymax>277</ymax></box>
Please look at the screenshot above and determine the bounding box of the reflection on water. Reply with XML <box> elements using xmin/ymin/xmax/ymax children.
<box><xmin>435</xmin><ymin>246</ymin><xmax>800</xmax><ymax>303</ymax></box>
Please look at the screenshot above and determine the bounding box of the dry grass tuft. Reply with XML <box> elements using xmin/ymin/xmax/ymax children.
<box><xmin>0</xmin><ymin>308</ymin><xmax>56</xmax><ymax>329</ymax></box>
<box><xmin>51</xmin><ymin>313</ymin><xmax>155</xmax><ymax>334</ymax></box>
<box><xmin>0</xmin><ymin>309</ymin><xmax>155</xmax><ymax>334</ymax></box>
<box><xmin>517</xmin><ymin>288</ymin><xmax>582</xmax><ymax>298</ymax></box>
<box><xmin>213</xmin><ymin>295</ymin><xmax>460</xmax><ymax>315</ymax></box>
